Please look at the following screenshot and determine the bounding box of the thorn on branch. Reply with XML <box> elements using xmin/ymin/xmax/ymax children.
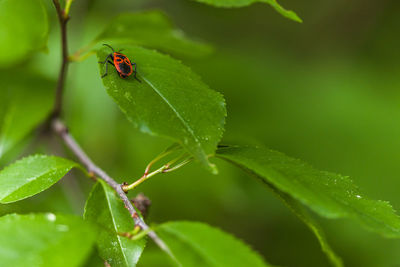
<box><xmin>52</xmin><ymin>119</ymin><xmax>68</xmax><ymax>135</ymax></box>
<box><xmin>132</xmin><ymin>193</ymin><xmax>152</xmax><ymax>218</ymax></box>
<box><xmin>88</xmin><ymin>171</ymin><xmax>97</xmax><ymax>181</ymax></box>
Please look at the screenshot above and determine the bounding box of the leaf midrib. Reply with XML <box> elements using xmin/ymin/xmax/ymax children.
<box><xmin>103</xmin><ymin>185</ymin><xmax>130</xmax><ymax>267</ymax></box>
<box><xmin>217</xmin><ymin>151</ymin><xmax>400</xmax><ymax>235</ymax></box>
<box><xmin>260</xmin><ymin>165</ymin><xmax>400</xmax><ymax>234</ymax></box>
<box><xmin>141</xmin><ymin>76</ymin><xmax>202</xmax><ymax>150</ymax></box>
<box><xmin>0</xmin><ymin>162</ymin><xmax>74</xmax><ymax>201</ymax></box>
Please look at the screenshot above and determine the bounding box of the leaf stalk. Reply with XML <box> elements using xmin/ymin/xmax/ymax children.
<box><xmin>122</xmin><ymin>154</ymin><xmax>192</xmax><ymax>192</ymax></box>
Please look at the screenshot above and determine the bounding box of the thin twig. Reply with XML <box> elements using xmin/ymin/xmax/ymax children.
<box><xmin>124</xmin><ymin>165</ymin><xmax>169</xmax><ymax>192</ymax></box>
<box><xmin>122</xmin><ymin>156</ymin><xmax>192</xmax><ymax>192</ymax></box>
<box><xmin>52</xmin><ymin>0</ymin><xmax>69</xmax><ymax>118</ymax></box>
<box><xmin>52</xmin><ymin>119</ymin><xmax>172</xmax><ymax>255</ymax></box>
<box><xmin>64</xmin><ymin>0</ymin><xmax>74</xmax><ymax>17</ymax></box>
<box><xmin>50</xmin><ymin>0</ymin><xmax>174</xmax><ymax>260</ymax></box>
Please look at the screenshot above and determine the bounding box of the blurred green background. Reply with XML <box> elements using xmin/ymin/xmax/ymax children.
<box><xmin>2</xmin><ymin>0</ymin><xmax>400</xmax><ymax>266</ymax></box>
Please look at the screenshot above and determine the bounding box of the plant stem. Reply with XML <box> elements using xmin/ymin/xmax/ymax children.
<box><xmin>52</xmin><ymin>119</ymin><xmax>173</xmax><ymax>256</ymax></box>
<box><xmin>69</xmin><ymin>50</ymin><xmax>96</xmax><ymax>62</ymax></box>
<box><xmin>123</xmin><ymin>166</ymin><xmax>168</xmax><ymax>192</ymax></box>
<box><xmin>143</xmin><ymin>144</ymin><xmax>182</xmax><ymax>176</ymax></box>
<box><xmin>70</xmin><ymin>41</ymin><xmax>96</xmax><ymax>62</ymax></box>
<box><xmin>144</xmin><ymin>150</ymin><xmax>173</xmax><ymax>176</ymax></box>
<box><xmin>163</xmin><ymin>157</ymin><xmax>192</xmax><ymax>173</ymax></box>
<box><xmin>122</xmin><ymin>156</ymin><xmax>193</xmax><ymax>192</ymax></box>
<box><xmin>50</xmin><ymin>0</ymin><xmax>174</xmax><ymax>258</ymax></box>
<box><xmin>64</xmin><ymin>0</ymin><xmax>74</xmax><ymax>17</ymax></box>
<box><xmin>52</xmin><ymin>0</ymin><xmax>69</xmax><ymax>118</ymax></box>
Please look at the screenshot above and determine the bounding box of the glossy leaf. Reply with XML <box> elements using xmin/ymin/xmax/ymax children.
<box><xmin>0</xmin><ymin>155</ymin><xmax>78</xmax><ymax>203</ymax></box>
<box><xmin>0</xmin><ymin>72</ymin><xmax>54</xmax><ymax>160</ymax></box>
<box><xmin>94</xmin><ymin>11</ymin><xmax>212</xmax><ymax>58</ymax></box>
<box><xmin>0</xmin><ymin>213</ymin><xmax>95</xmax><ymax>267</ymax></box>
<box><xmin>216</xmin><ymin>145</ymin><xmax>400</xmax><ymax>237</ymax></box>
<box><xmin>0</xmin><ymin>0</ymin><xmax>48</xmax><ymax>66</ymax></box>
<box><xmin>192</xmin><ymin>0</ymin><xmax>302</xmax><ymax>23</ymax></box>
<box><xmin>84</xmin><ymin>180</ymin><xmax>146</xmax><ymax>267</ymax></box>
<box><xmin>157</xmin><ymin>221</ymin><xmax>270</xmax><ymax>267</ymax></box>
<box><xmin>97</xmin><ymin>45</ymin><xmax>226</xmax><ymax>173</ymax></box>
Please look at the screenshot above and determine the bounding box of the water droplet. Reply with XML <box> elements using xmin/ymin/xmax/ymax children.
<box><xmin>56</xmin><ymin>224</ymin><xmax>69</xmax><ymax>232</ymax></box>
<box><xmin>46</xmin><ymin>213</ymin><xmax>56</xmax><ymax>222</ymax></box>
<box><xmin>124</xmin><ymin>92</ymin><xmax>132</xmax><ymax>102</ymax></box>
<box><xmin>139</xmin><ymin>124</ymin><xmax>151</xmax><ymax>134</ymax></box>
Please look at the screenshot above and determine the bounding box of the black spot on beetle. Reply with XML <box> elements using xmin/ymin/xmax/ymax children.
<box><xmin>118</xmin><ymin>63</ymin><xmax>131</xmax><ymax>74</ymax></box>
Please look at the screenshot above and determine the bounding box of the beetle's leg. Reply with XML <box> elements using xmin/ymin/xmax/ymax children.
<box><xmin>101</xmin><ymin>59</ymin><xmax>114</xmax><ymax>78</ymax></box>
<box><xmin>101</xmin><ymin>62</ymin><xmax>108</xmax><ymax>78</ymax></box>
<box><xmin>132</xmin><ymin>62</ymin><xmax>142</xmax><ymax>83</ymax></box>
<box><xmin>99</xmin><ymin>54</ymin><xmax>113</xmax><ymax>78</ymax></box>
<box><xmin>132</xmin><ymin>62</ymin><xmax>137</xmax><ymax>73</ymax></box>
<box><xmin>98</xmin><ymin>54</ymin><xmax>112</xmax><ymax>64</ymax></box>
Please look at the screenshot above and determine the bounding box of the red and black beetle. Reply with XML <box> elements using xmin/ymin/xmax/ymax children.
<box><xmin>98</xmin><ymin>44</ymin><xmax>141</xmax><ymax>82</ymax></box>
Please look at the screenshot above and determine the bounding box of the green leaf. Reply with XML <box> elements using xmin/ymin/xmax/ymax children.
<box><xmin>192</xmin><ymin>0</ymin><xmax>302</xmax><ymax>23</ymax></box>
<box><xmin>0</xmin><ymin>72</ymin><xmax>54</xmax><ymax>159</ymax></box>
<box><xmin>84</xmin><ymin>180</ymin><xmax>146</xmax><ymax>267</ymax></box>
<box><xmin>157</xmin><ymin>221</ymin><xmax>270</xmax><ymax>267</ymax></box>
<box><xmin>94</xmin><ymin>11</ymin><xmax>212</xmax><ymax>58</ymax></box>
<box><xmin>273</xmin><ymin>189</ymin><xmax>342</xmax><ymax>267</ymax></box>
<box><xmin>0</xmin><ymin>0</ymin><xmax>48</xmax><ymax>67</ymax></box>
<box><xmin>0</xmin><ymin>155</ymin><xmax>78</xmax><ymax>203</ymax></box>
<box><xmin>216</xmin><ymin>145</ymin><xmax>400</xmax><ymax>238</ymax></box>
<box><xmin>0</xmin><ymin>213</ymin><xmax>95</xmax><ymax>267</ymax></box>
<box><xmin>97</xmin><ymin>45</ymin><xmax>226</xmax><ymax>173</ymax></box>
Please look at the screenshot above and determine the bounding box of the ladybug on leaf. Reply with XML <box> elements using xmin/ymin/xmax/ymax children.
<box><xmin>98</xmin><ymin>44</ymin><xmax>141</xmax><ymax>82</ymax></box>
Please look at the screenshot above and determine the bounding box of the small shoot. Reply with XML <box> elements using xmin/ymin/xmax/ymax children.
<box><xmin>122</xmin><ymin>145</ymin><xmax>193</xmax><ymax>192</ymax></box>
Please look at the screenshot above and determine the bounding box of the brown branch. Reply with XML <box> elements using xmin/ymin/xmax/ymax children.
<box><xmin>50</xmin><ymin>0</ymin><xmax>174</xmax><ymax>259</ymax></box>
<box><xmin>52</xmin><ymin>119</ymin><xmax>173</xmax><ymax>256</ymax></box>
<box><xmin>52</xmin><ymin>0</ymin><xmax>69</xmax><ymax>118</ymax></box>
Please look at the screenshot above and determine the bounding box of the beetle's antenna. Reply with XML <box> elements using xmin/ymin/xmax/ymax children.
<box><xmin>102</xmin><ymin>44</ymin><xmax>115</xmax><ymax>53</ymax></box>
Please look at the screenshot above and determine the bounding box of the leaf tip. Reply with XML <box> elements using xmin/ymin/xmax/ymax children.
<box><xmin>292</xmin><ymin>13</ymin><xmax>303</xmax><ymax>23</ymax></box>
